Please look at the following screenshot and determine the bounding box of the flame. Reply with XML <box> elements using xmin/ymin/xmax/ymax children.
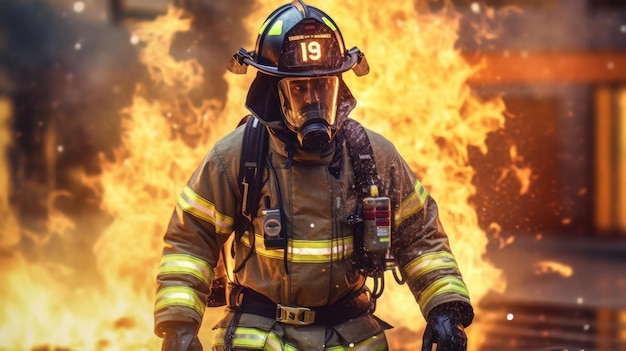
<box><xmin>533</xmin><ymin>260</ymin><xmax>574</xmax><ymax>278</ymax></box>
<box><xmin>0</xmin><ymin>1</ymin><xmax>528</xmax><ymax>350</ymax></box>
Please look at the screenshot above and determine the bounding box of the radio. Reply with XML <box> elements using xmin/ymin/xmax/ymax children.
<box><xmin>362</xmin><ymin>185</ymin><xmax>393</xmax><ymax>275</ymax></box>
<box><xmin>261</xmin><ymin>196</ymin><xmax>285</xmax><ymax>249</ymax></box>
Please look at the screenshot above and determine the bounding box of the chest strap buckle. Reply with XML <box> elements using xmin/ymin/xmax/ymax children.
<box><xmin>276</xmin><ymin>304</ymin><xmax>316</xmax><ymax>325</ymax></box>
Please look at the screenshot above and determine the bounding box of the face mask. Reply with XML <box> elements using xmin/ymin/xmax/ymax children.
<box><xmin>277</xmin><ymin>76</ymin><xmax>339</xmax><ymax>151</ymax></box>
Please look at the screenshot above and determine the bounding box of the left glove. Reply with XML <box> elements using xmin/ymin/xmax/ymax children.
<box><xmin>160</xmin><ymin>321</ymin><xmax>203</xmax><ymax>351</ymax></box>
<box><xmin>421</xmin><ymin>303</ymin><xmax>469</xmax><ymax>351</ymax></box>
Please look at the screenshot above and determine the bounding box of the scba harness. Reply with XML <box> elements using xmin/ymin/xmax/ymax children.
<box><xmin>209</xmin><ymin>116</ymin><xmax>405</xmax><ymax>318</ymax></box>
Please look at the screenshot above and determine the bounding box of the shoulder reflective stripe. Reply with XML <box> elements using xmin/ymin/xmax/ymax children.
<box><xmin>396</xmin><ymin>180</ymin><xmax>429</xmax><ymax>226</ymax></box>
<box><xmin>157</xmin><ymin>254</ymin><xmax>214</xmax><ymax>288</ymax></box>
<box><xmin>322</xmin><ymin>17</ymin><xmax>337</xmax><ymax>31</ymax></box>
<box><xmin>240</xmin><ymin>233</ymin><xmax>354</xmax><ymax>263</ymax></box>
<box><xmin>154</xmin><ymin>286</ymin><xmax>205</xmax><ymax>317</ymax></box>
<box><xmin>418</xmin><ymin>276</ymin><xmax>470</xmax><ymax>308</ymax></box>
<box><xmin>268</xmin><ymin>20</ymin><xmax>283</xmax><ymax>36</ymax></box>
<box><xmin>403</xmin><ymin>251</ymin><xmax>459</xmax><ymax>284</ymax></box>
<box><xmin>178</xmin><ymin>185</ymin><xmax>234</xmax><ymax>235</ymax></box>
<box><xmin>213</xmin><ymin>327</ymin><xmax>283</xmax><ymax>351</ymax></box>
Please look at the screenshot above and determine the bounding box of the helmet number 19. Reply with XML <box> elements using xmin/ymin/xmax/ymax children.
<box><xmin>300</xmin><ymin>41</ymin><xmax>322</xmax><ymax>62</ymax></box>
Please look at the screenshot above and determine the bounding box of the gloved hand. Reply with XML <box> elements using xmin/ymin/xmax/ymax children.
<box><xmin>160</xmin><ymin>321</ymin><xmax>203</xmax><ymax>351</ymax></box>
<box><xmin>421</xmin><ymin>304</ymin><xmax>468</xmax><ymax>351</ymax></box>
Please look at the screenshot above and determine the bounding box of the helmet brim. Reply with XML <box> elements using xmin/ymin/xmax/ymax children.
<box><xmin>243</xmin><ymin>51</ymin><xmax>360</xmax><ymax>77</ymax></box>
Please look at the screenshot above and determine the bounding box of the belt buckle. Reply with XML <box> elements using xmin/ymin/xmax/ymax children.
<box><xmin>276</xmin><ymin>304</ymin><xmax>315</xmax><ymax>325</ymax></box>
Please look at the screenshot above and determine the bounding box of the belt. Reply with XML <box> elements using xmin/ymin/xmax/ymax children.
<box><xmin>227</xmin><ymin>284</ymin><xmax>372</xmax><ymax>326</ymax></box>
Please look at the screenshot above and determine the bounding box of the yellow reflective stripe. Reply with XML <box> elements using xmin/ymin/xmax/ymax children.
<box><xmin>213</xmin><ymin>327</ymin><xmax>283</xmax><ymax>351</ymax></box>
<box><xmin>266</xmin><ymin>331</ymin><xmax>284</xmax><ymax>351</ymax></box>
<box><xmin>322</xmin><ymin>17</ymin><xmax>337</xmax><ymax>31</ymax></box>
<box><xmin>418</xmin><ymin>277</ymin><xmax>469</xmax><ymax>308</ymax></box>
<box><xmin>155</xmin><ymin>286</ymin><xmax>205</xmax><ymax>317</ymax></box>
<box><xmin>240</xmin><ymin>234</ymin><xmax>354</xmax><ymax>263</ymax></box>
<box><xmin>178</xmin><ymin>185</ymin><xmax>234</xmax><ymax>235</ymax></box>
<box><xmin>232</xmin><ymin>327</ymin><xmax>266</xmax><ymax>349</ymax></box>
<box><xmin>403</xmin><ymin>251</ymin><xmax>459</xmax><ymax>284</ymax></box>
<box><xmin>268</xmin><ymin>20</ymin><xmax>283</xmax><ymax>36</ymax></box>
<box><xmin>396</xmin><ymin>180</ymin><xmax>429</xmax><ymax>226</ymax></box>
<box><xmin>157</xmin><ymin>254</ymin><xmax>214</xmax><ymax>287</ymax></box>
<box><xmin>215</xmin><ymin>328</ymin><xmax>386</xmax><ymax>351</ymax></box>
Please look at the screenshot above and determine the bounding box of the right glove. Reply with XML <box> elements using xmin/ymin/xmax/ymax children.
<box><xmin>421</xmin><ymin>302</ymin><xmax>470</xmax><ymax>351</ymax></box>
<box><xmin>160</xmin><ymin>321</ymin><xmax>203</xmax><ymax>351</ymax></box>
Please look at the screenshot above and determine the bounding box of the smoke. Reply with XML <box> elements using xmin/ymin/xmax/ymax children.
<box><xmin>0</xmin><ymin>1</ymin><xmax>141</xmax><ymax>279</ymax></box>
<box><xmin>0</xmin><ymin>0</ymin><xmax>257</xmax><ymax>277</ymax></box>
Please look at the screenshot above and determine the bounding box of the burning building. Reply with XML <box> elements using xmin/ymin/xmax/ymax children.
<box><xmin>0</xmin><ymin>0</ymin><xmax>625</xmax><ymax>350</ymax></box>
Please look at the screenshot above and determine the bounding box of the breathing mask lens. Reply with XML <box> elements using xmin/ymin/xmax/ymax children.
<box><xmin>277</xmin><ymin>76</ymin><xmax>339</xmax><ymax>150</ymax></box>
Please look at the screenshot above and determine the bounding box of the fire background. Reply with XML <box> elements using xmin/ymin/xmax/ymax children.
<box><xmin>1</xmin><ymin>0</ymin><xmax>625</xmax><ymax>350</ymax></box>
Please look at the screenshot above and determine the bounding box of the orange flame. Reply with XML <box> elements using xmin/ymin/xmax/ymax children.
<box><xmin>0</xmin><ymin>1</ymin><xmax>528</xmax><ymax>350</ymax></box>
<box><xmin>533</xmin><ymin>260</ymin><xmax>574</xmax><ymax>278</ymax></box>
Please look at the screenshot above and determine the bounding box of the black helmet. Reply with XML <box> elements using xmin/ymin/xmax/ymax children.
<box><xmin>228</xmin><ymin>1</ymin><xmax>368</xmax><ymax>152</ymax></box>
<box><xmin>228</xmin><ymin>0</ymin><xmax>369</xmax><ymax>77</ymax></box>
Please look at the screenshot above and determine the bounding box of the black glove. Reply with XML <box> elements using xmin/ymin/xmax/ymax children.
<box><xmin>421</xmin><ymin>303</ymin><xmax>469</xmax><ymax>351</ymax></box>
<box><xmin>160</xmin><ymin>321</ymin><xmax>203</xmax><ymax>351</ymax></box>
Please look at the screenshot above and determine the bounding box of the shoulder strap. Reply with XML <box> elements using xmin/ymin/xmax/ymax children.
<box><xmin>239</xmin><ymin>115</ymin><xmax>269</xmax><ymax>222</ymax></box>
<box><xmin>231</xmin><ymin>115</ymin><xmax>269</xmax><ymax>273</ymax></box>
<box><xmin>238</xmin><ymin>117</ymin><xmax>378</xmax><ymax>218</ymax></box>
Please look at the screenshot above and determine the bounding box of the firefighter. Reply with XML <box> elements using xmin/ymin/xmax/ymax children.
<box><xmin>154</xmin><ymin>1</ymin><xmax>474</xmax><ymax>350</ymax></box>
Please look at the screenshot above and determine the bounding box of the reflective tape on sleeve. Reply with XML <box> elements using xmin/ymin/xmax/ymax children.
<box><xmin>403</xmin><ymin>251</ymin><xmax>460</xmax><ymax>284</ymax></box>
<box><xmin>155</xmin><ymin>286</ymin><xmax>205</xmax><ymax>317</ymax></box>
<box><xmin>177</xmin><ymin>185</ymin><xmax>234</xmax><ymax>236</ymax></box>
<box><xmin>418</xmin><ymin>276</ymin><xmax>470</xmax><ymax>308</ymax></box>
<box><xmin>396</xmin><ymin>180</ymin><xmax>429</xmax><ymax>226</ymax></box>
<box><xmin>157</xmin><ymin>254</ymin><xmax>214</xmax><ymax>288</ymax></box>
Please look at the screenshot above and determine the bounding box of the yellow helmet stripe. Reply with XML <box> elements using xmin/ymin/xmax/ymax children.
<box><xmin>396</xmin><ymin>180</ymin><xmax>429</xmax><ymax>226</ymax></box>
<box><xmin>258</xmin><ymin>18</ymin><xmax>271</xmax><ymax>35</ymax></box>
<box><xmin>155</xmin><ymin>286</ymin><xmax>205</xmax><ymax>317</ymax></box>
<box><xmin>178</xmin><ymin>185</ymin><xmax>234</xmax><ymax>235</ymax></box>
<box><xmin>267</xmin><ymin>20</ymin><xmax>283</xmax><ymax>36</ymax></box>
<box><xmin>418</xmin><ymin>276</ymin><xmax>470</xmax><ymax>309</ymax></box>
<box><xmin>157</xmin><ymin>254</ymin><xmax>214</xmax><ymax>288</ymax></box>
<box><xmin>321</xmin><ymin>17</ymin><xmax>337</xmax><ymax>31</ymax></box>
<box><xmin>403</xmin><ymin>251</ymin><xmax>459</xmax><ymax>284</ymax></box>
